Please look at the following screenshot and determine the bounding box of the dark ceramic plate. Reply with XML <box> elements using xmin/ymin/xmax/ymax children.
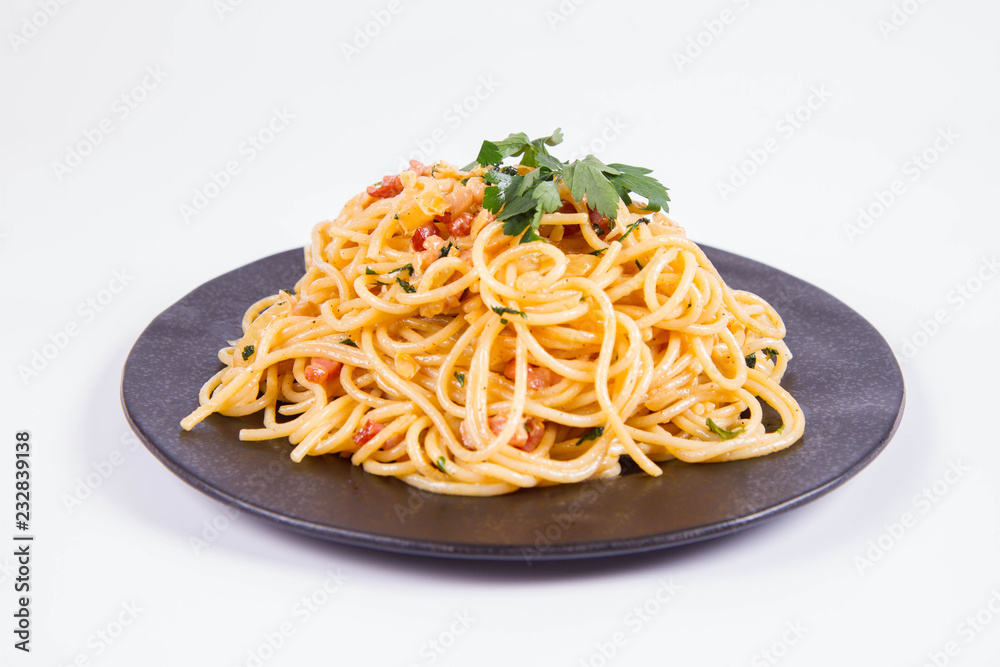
<box><xmin>122</xmin><ymin>246</ymin><xmax>904</xmax><ymax>560</ymax></box>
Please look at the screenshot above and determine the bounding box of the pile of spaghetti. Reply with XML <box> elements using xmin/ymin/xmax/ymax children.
<box><xmin>181</xmin><ymin>130</ymin><xmax>804</xmax><ymax>496</ymax></box>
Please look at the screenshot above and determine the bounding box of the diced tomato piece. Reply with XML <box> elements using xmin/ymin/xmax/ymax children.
<box><xmin>354</xmin><ymin>420</ymin><xmax>385</xmax><ymax>445</ymax></box>
<box><xmin>367</xmin><ymin>174</ymin><xmax>403</xmax><ymax>199</ymax></box>
<box><xmin>412</xmin><ymin>221</ymin><xmax>441</xmax><ymax>251</ymax></box>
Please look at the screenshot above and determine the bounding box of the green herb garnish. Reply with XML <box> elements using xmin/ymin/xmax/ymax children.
<box><xmin>454</xmin><ymin>372</ymin><xmax>466</xmax><ymax>387</ymax></box>
<box><xmin>706</xmin><ymin>418</ymin><xmax>744</xmax><ymax>441</ymax></box>
<box><xmin>396</xmin><ymin>277</ymin><xmax>416</xmax><ymax>293</ymax></box>
<box><xmin>389</xmin><ymin>263</ymin><xmax>414</xmax><ymax>275</ymax></box>
<box><xmin>745</xmin><ymin>352</ymin><xmax>756</xmax><ymax>369</ymax></box>
<box><xmin>762</xmin><ymin>347</ymin><xmax>779</xmax><ymax>363</ymax></box>
<box><xmin>241</xmin><ymin>344</ymin><xmax>254</xmax><ymax>361</ymax></box>
<box><xmin>435</xmin><ymin>456</ymin><xmax>447</xmax><ymax>473</ymax></box>
<box><xmin>439</xmin><ymin>241</ymin><xmax>454</xmax><ymax>259</ymax></box>
<box><xmin>588</xmin><ymin>248</ymin><xmax>607</xmax><ymax>256</ymax></box>
<box><xmin>341</xmin><ymin>338</ymin><xmax>358</xmax><ymax>348</ymax></box>
<box><xmin>468</xmin><ymin>130</ymin><xmax>669</xmax><ymax>244</ymax></box>
<box><xmin>492</xmin><ymin>306</ymin><xmax>527</xmax><ymax>323</ymax></box>
<box><xmin>575</xmin><ymin>426</ymin><xmax>605</xmax><ymax>446</ymax></box>
<box><xmin>619</xmin><ymin>216</ymin><xmax>650</xmax><ymax>243</ymax></box>
<box><xmin>365</xmin><ymin>267</ymin><xmax>378</xmax><ymax>275</ymax></box>
<box><xmin>635</xmin><ymin>260</ymin><xmax>644</xmax><ymax>270</ymax></box>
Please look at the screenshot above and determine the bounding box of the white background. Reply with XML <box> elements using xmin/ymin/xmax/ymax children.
<box><xmin>2</xmin><ymin>0</ymin><xmax>998</xmax><ymax>665</ymax></box>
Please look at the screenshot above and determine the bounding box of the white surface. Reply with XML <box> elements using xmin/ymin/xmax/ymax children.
<box><xmin>2</xmin><ymin>1</ymin><xmax>998</xmax><ymax>664</ymax></box>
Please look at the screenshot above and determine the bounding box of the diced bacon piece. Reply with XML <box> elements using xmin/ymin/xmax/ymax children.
<box><xmin>353</xmin><ymin>420</ymin><xmax>385</xmax><ymax>445</ymax></box>
<box><xmin>487</xmin><ymin>414</ymin><xmax>525</xmax><ymax>448</ymax></box>
<box><xmin>408</xmin><ymin>160</ymin><xmax>430</xmax><ymax>176</ymax></box>
<box><xmin>411</xmin><ymin>221</ymin><xmax>441</xmax><ymax>251</ymax></box>
<box><xmin>487</xmin><ymin>414</ymin><xmax>546</xmax><ymax>452</ymax></box>
<box><xmin>446</xmin><ymin>211</ymin><xmax>475</xmax><ymax>238</ymax></box>
<box><xmin>367</xmin><ymin>174</ymin><xmax>403</xmax><ymax>199</ymax></box>
<box><xmin>502</xmin><ymin>358</ymin><xmax>558</xmax><ymax>390</ymax></box>
<box><xmin>445</xmin><ymin>184</ymin><xmax>474</xmax><ymax>215</ymax></box>
<box><xmin>304</xmin><ymin>357</ymin><xmax>342</xmax><ymax>383</ymax></box>
<box><xmin>588</xmin><ymin>206</ymin><xmax>612</xmax><ymax>236</ymax></box>
<box><xmin>466</xmin><ymin>178</ymin><xmax>485</xmax><ymax>202</ymax></box>
<box><xmin>416</xmin><ymin>234</ymin><xmax>448</xmax><ymax>272</ymax></box>
<box><xmin>523</xmin><ymin>417</ymin><xmax>545</xmax><ymax>452</ymax></box>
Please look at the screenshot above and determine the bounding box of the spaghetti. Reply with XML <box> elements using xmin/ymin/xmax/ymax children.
<box><xmin>181</xmin><ymin>153</ymin><xmax>804</xmax><ymax>496</ymax></box>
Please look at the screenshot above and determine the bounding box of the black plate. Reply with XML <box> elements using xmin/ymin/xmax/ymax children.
<box><xmin>122</xmin><ymin>246</ymin><xmax>904</xmax><ymax>560</ymax></box>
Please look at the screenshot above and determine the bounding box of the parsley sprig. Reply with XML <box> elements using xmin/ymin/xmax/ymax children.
<box><xmin>468</xmin><ymin>129</ymin><xmax>669</xmax><ymax>244</ymax></box>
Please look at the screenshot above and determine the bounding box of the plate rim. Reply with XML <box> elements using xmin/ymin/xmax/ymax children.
<box><xmin>122</xmin><ymin>244</ymin><xmax>905</xmax><ymax>560</ymax></box>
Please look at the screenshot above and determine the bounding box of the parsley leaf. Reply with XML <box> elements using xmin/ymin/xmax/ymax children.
<box><xmin>341</xmin><ymin>338</ymin><xmax>358</xmax><ymax>348</ymax></box>
<box><xmin>365</xmin><ymin>267</ymin><xmax>377</xmax><ymax>275</ymax></box>
<box><xmin>454</xmin><ymin>372</ymin><xmax>466</xmax><ymax>387</ymax></box>
<box><xmin>492</xmin><ymin>306</ymin><xmax>527</xmax><ymax>319</ymax></box>
<box><xmin>396</xmin><ymin>277</ymin><xmax>416</xmax><ymax>293</ymax></box>
<box><xmin>706</xmin><ymin>418</ymin><xmax>744</xmax><ymax>441</ymax></box>
<box><xmin>532</xmin><ymin>180</ymin><xmax>561</xmax><ymax>212</ymax></box>
<box><xmin>467</xmin><ymin>130</ymin><xmax>670</xmax><ymax>241</ymax></box>
<box><xmin>435</xmin><ymin>456</ymin><xmax>448</xmax><ymax>473</ymax></box>
<box><xmin>588</xmin><ymin>248</ymin><xmax>607</xmax><ymax>256</ymax></box>
<box><xmin>575</xmin><ymin>426</ymin><xmax>605</xmax><ymax>446</ymax></box>
<box><xmin>389</xmin><ymin>264</ymin><xmax>414</xmax><ymax>275</ymax></box>
<box><xmin>470</xmin><ymin>129</ymin><xmax>563</xmax><ymax>169</ymax></box>
<box><xmin>439</xmin><ymin>241</ymin><xmax>454</xmax><ymax>259</ymax></box>
<box><xmin>562</xmin><ymin>155</ymin><xmax>620</xmax><ymax>220</ymax></box>
<box><xmin>745</xmin><ymin>352</ymin><xmax>756</xmax><ymax>369</ymax></box>
<box><xmin>619</xmin><ymin>216</ymin><xmax>650</xmax><ymax>242</ymax></box>
<box><xmin>762</xmin><ymin>347</ymin><xmax>779</xmax><ymax>363</ymax></box>
<box><xmin>606</xmin><ymin>164</ymin><xmax>670</xmax><ymax>212</ymax></box>
<box><xmin>241</xmin><ymin>344</ymin><xmax>254</xmax><ymax>361</ymax></box>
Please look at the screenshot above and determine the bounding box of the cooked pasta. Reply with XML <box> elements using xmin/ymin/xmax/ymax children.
<box><xmin>181</xmin><ymin>149</ymin><xmax>804</xmax><ymax>496</ymax></box>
